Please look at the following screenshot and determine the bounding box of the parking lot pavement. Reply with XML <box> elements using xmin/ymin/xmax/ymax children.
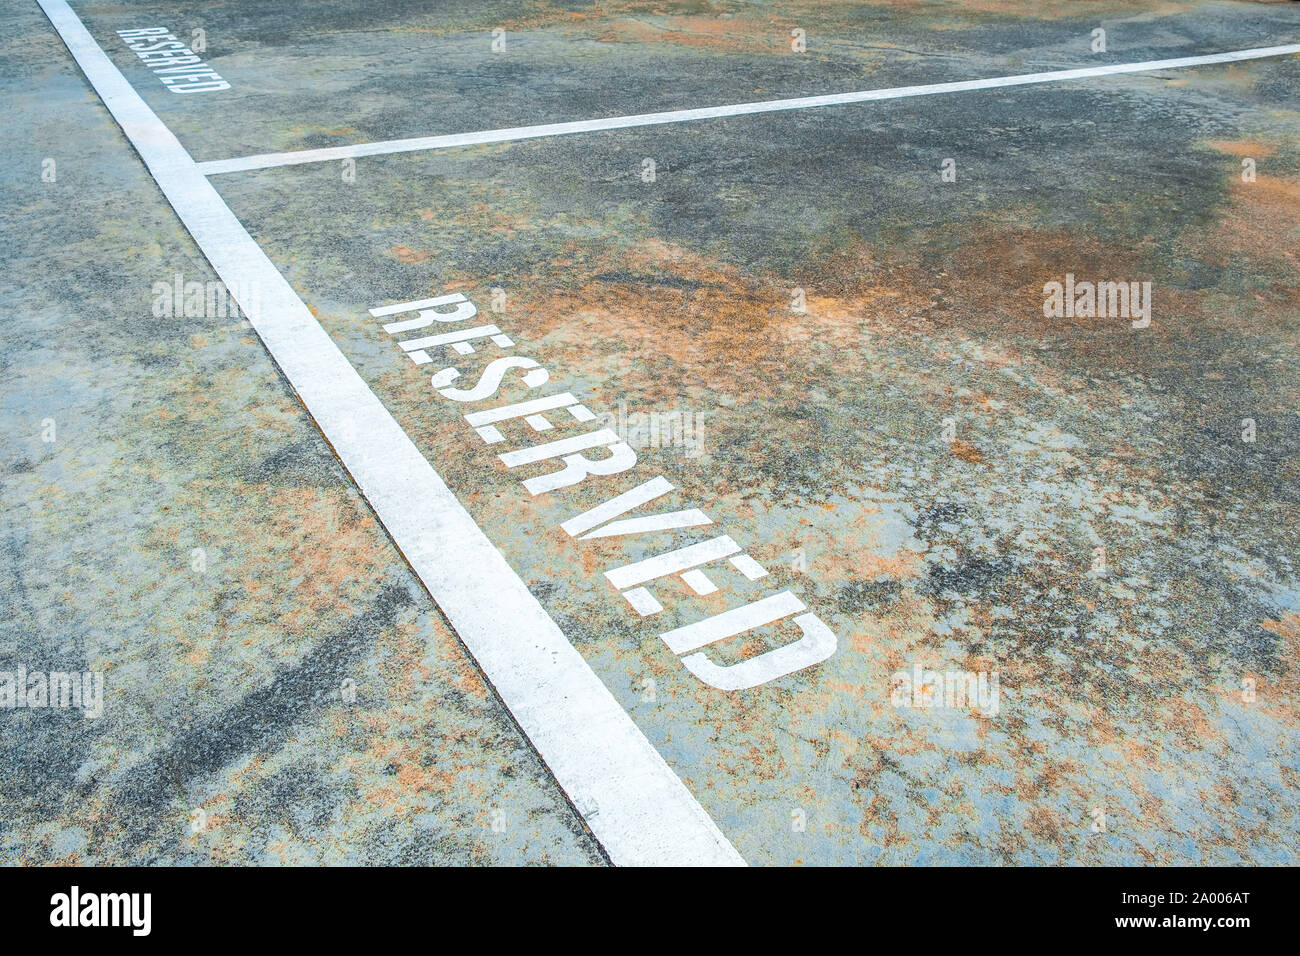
<box><xmin>5</xmin><ymin>0</ymin><xmax>1298</xmax><ymax>865</ymax></box>
<box><xmin>1</xmin><ymin>0</ymin><xmax>602</xmax><ymax>865</ymax></box>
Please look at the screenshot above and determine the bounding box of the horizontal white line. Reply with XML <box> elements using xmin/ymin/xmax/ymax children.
<box><xmin>197</xmin><ymin>43</ymin><xmax>1300</xmax><ymax>175</ymax></box>
<box><xmin>606</xmin><ymin>536</ymin><xmax>741</xmax><ymax>591</ymax></box>
<box><xmin>663</xmin><ymin>591</ymin><xmax>806</xmax><ymax>656</ymax></box>
<box><xmin>39</xmin><ymin>0</ymin><xmax>744</xmax><ymax>867</ymax></box>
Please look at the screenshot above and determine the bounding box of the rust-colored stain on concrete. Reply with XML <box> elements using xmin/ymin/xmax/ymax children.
<box><xmin>5</xmin><ymin>0</ymin><xmax>1298</xmax><ymax>867</ymax></box>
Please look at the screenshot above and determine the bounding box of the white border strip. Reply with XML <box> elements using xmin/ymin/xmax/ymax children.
<box><xmin>38</xmin><ymin>0</ymin><xmax>743</xmax><ymax>867</ymax></box>
<box><xmin>197</xmin><ymin>42</ymin><xmax>1300</xmax><ymax>175</ymax></box>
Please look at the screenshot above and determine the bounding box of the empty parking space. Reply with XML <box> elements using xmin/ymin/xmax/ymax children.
<box><xmin>13</xmin><ymin>0</ymin><xmax>1300</xmax><ymax>865</ymax></box>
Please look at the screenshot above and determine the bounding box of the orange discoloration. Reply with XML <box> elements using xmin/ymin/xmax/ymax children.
<box><xmin>1261</xmin><ymin>613</ymin><xmax>1300</xmax><ymax>650</ymax></box>
<box><xmin>1205</xmin><ymin>138</ymin><xmax>1278</xmax><ymax>159</ymax></box>
<box><xmin>592</xmin><ymin>15</ymin><xmax>788</xmax><ymax>54</ymax></box>
<box><xmin>1196</xmin><ymin>173</ymin><xmax>1300</xmax><ymax>277</ymax></box>
<box><xmin>391</xmin><ymin>245</ymin><xmax>431</xmax><ymax>264</ymax></box>
<box><xmin>890</xmin><ymin>0</ymin><xmax>1194</xmax><ymax>17</ymax></box>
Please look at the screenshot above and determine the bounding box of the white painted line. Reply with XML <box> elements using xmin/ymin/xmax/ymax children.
<box><xmin>663</xmin><ymin>591</ymin><xmax>806</xmax><ymax>656</ymax></box>
<box><xmin>196</xmin><ymin>43</ymin><xmax>1300</xmax><ymax>175</ymax></box>
<box><xmin>606</xmin><ymin>535</ymin><xmax>742</xmax><ymax>591</ymax></box>
<box><xmin>38</xmin><ymin>0</ymin><xmax>743</xmax><ymax>867</ymax></box>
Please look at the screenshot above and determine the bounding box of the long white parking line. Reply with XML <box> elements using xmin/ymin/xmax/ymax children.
<box><xmin>196</xmin><ymin>42</ymin><xmax>1300</xmax><ymax>175</ymax></box>
<box><xmin>38</xmin><ymin>0</ymin><xmax>743</xmax><ymax>867</ymax></box>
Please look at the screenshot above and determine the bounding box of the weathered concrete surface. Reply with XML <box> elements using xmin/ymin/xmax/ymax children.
<box><xmin>1</xmin><ymin>0</ymin><xmax>603</xmax><ymax>866</ymax></box>
<box><xmin>4</xmin><ymin>0</ymin><xmax>1298</xmax><ymax>866</ymax></box>
<box><xmin>72</xmin><ymin>0</ymin><xmax>1300</xmax><ymax>161</ymax></box>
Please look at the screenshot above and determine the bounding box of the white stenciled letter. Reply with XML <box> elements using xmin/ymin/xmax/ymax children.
<box><xmin>603</xmin><ymin>535</ymin><xmax>768</xmax><ymax>617</ymax></box>
<box><xmin>661</xmin><ymin>592</ymin><xmax>837</xmax><ymax>691</ymax></box>
<box><xmin>498</xmin><ymin>428</ymin><xmax>637</xmax><ymax>496</ymax></box>
<box><xmin>371</xmin><ymin>292</ymin><xmax>478</xmax><ymax>333</ymax></box>
<box><xmin>431</xmin><ymin>356</ymin><xmax>549</xmax><ymax>402</ymax></box>
<box><xmin>561</xmin><ymin>476</ymin><xmax>712</xmax><ymax>539</ymax></box>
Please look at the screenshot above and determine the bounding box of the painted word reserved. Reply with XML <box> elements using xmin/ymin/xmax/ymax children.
<box><xmin>116</xmin><ymin>28</ymin><xmax>229</xmax><ymax>94</ymax></box>
<box><xmin>371</xmin><ymin>293</ymin><xmax>837</xmax><ymax>690</ymax></box>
